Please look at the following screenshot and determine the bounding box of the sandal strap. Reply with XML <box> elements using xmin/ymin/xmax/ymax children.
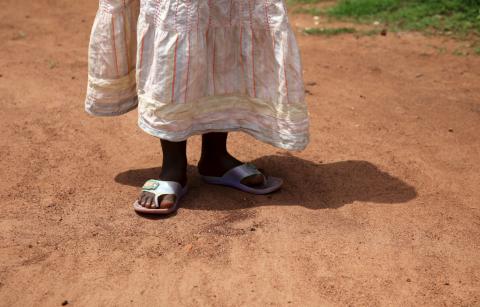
<box><xmin>142</xmin><ymin>180</ymin><xmax>184</xmax><ymax>207</ymax></box>
<box><xmin>223</xmin><ymin>163</ymin><xmax>265</xmax><ymax>183</ymax></box>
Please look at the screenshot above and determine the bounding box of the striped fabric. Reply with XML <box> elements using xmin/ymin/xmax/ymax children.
<box><xmin>86</xmin><ymin>0</ymin><xmax>309</xmax><ymax>150</ymax></box>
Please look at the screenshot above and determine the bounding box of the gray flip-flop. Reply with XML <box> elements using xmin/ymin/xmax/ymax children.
<box><xmin>133</xmin><ymin>179</ymin><xmax>188</xmax><ymax>215</ymax></box>
<box><xmin>201</xmin><ymin>163</ymin><xmax>283</xmax><ymax>195</ymax></box>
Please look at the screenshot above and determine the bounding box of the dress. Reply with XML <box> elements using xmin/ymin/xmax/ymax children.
<box><xmin>85</xmin><ymin>0</ymin><xmax>309</xmax><ymax>150</ymax></box>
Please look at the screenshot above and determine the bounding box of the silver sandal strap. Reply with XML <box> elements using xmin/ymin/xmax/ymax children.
<box><xmin>223</xmin><ymin>163</ymin><xmax>266</xmax><ymax>183</ymax></box>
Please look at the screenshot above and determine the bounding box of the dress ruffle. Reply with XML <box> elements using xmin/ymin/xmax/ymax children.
<box><xmin>86</xmin><ymin>0</ymin><xmax>309</xmax><ymax>150</ymax></box>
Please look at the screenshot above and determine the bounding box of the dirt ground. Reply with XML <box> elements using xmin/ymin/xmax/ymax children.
<box><xmin>1</xmin><ymin>0</ymin><xmax>479</xmax><ymax>306</ymax></box>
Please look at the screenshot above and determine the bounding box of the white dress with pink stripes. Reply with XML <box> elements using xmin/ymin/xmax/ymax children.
<box><xmin>85</xmin><ymin>0</ymin><xmax>309</xmax><ymax>150</ymax></box>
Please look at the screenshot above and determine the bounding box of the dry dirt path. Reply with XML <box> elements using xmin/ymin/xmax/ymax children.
<box><xmin>1</xmin><ymin>1</ymin><xmax>479</xmax><ymax>306</ymax></box>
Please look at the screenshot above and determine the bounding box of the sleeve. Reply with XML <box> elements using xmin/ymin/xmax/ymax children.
<box><xmin>85</xmin><ymin>0</ymin><xmax>140</xmax><ymax>116</ymax></box>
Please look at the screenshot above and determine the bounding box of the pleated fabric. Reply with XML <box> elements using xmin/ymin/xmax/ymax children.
<box><xmin>86</xmin><ymin>0</ymin><xmax>309</xmax><ymax>150</ymax></box>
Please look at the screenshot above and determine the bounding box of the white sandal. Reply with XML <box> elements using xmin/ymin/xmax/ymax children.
<box><xmin>200</xmin><ymin>163</ymin><xmax>283</xmax><ymax>195</ymax></box>
<box><xmin>133</xmin><ymin>179</ymin><xmax>188</xmax><ymax>215</ymax></box>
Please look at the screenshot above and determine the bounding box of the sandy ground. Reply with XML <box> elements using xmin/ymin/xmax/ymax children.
<box><xmin>1</xmin><ymin>0</ymin><xmax>480</xmax><ymax>306</ymax></box>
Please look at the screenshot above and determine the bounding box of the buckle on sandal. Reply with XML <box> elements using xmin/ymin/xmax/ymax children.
<box><xmin>143</xmin><ymin>180</ymin><xmax>159</xmax><ymax>191</ymax></box>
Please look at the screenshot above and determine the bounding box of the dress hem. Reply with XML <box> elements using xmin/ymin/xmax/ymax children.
<box><xmin>138</xmin><ymin>117</ymin><xmax>309</xmax><ymax>151</ymax></box>
<box><xmin>84</xmin><ymin>97</ymin><xmax>138</xmax><ymax>117</ymax></box>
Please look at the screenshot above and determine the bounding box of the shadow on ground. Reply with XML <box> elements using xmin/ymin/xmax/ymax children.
<box><xmin>115</xmin><ymin>154</ymin><xmax>417</xmax><ymax>210</ymax></box>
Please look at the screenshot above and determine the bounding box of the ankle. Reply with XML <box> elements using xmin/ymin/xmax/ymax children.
<box><xmin>200</xmin><ymin>148</ymin><xmax>228</xmax><ymax>161</ymax></box>
<box><xmin>159</xmin><ymin>167</ymin><xmax>187</xmax><ymax>185</ymax></box>
<box><xmin>197</xmin><ymin>151</ymin><xmax>243</xmax><ymax>177</ymax></box>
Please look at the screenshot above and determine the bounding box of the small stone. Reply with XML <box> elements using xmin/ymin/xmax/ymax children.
<box><xmin>71</xmin><ymin>76</ymin><xmax>76</xmax><ymax>80</ymax></box>
<box><xmin>48</xmin><ymin>60</ymin><xmax>57</xmax><ymax>69</ymax></box>
<box><xmin>448</xmin><ymin>128</ymin><xmax>454</xmax><ymax>132</ymax></box>
<box><xmin>406</xmin><ymin>278</ymin><xmax>411</xmax><ymax>282</ymax></box>
<box><xmin>250</xmin><ymin>228</ymin><xmax>256</xmax><ymax>231</ymax></box>
<box><xmin>61</xmin><ymin>300</ymin><xmax>68</xmax><ymax>306</ymax></box>
<box><xmin>28</xmin><ymin>244</ymin><xmax>33</xmax><ymax>248</ymax></box>
<box><xmin>444</xmin><ymin>282</ymin><xmax>450</xmax><ymax>285</ymax></box>
<box><xmin>13</xmin><ymin>31</ymin><xmax>27</xmax><ymax>40</ymax></box>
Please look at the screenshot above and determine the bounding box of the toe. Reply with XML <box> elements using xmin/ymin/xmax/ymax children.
<box><xmin>241</xmin><ymin>174</ymin><xmax>265</xmax><ymax>187</ymax></box>
<box><xmin>146</xmin><ymin>195</ymin><xmax>155</xmax><ymax>208</ymax></box>
<box><xmin>143</xmin><ymin>194</ymin><xmax>151</xmax><ymax>207</ymax></box>
<box><xmin>140</xmin><ymin>192</ymin><xmax>154</xmax><ymax>208</ymax></box>
<box><xmin>139</xmin><ymin>193</ymin><xmax>147</xmax><ymax>207</ymax></box>
<box><xmin>150</xmin><ymin>195</ymin><xmax>159</xmax><ymax>208</ymax></box>
<box><xmin>160</xmin><ymin>194</ymin><xmax>176</xmax><ymax>209</ymax></box>
<box><xmin>142</xmin><ymin>196</ymin><xmax>149</xmax><ymax>208</ymax></box>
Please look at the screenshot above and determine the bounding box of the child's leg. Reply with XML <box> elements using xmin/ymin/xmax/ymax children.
<box><xmin>198</xmin><ymin>132</ymin><xmax>264</xmax><ymax>187</ymax></box>
<box><xmin>138</xmin><ymin>139</ymin><xmax>187</xmax><ymax>209</ymax></box>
